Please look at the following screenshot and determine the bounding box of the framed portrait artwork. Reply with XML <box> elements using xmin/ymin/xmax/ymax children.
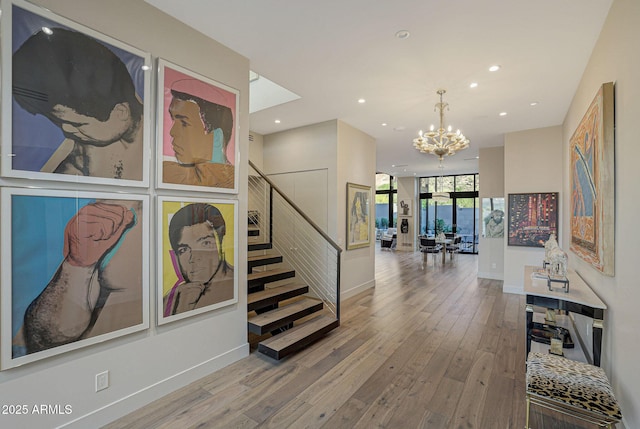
<box><xmin>507</xmin><ymin>192</ymin><xmax>558</xmax><ymax>247</ymax></box>
<box><xmin>157</xmin><ymin>59</ymin><xmax>240</xmax><ymax>193</ymax></box>
<box><xmin>346</xmin><ymin>182</ymin><xmax>371</xmax><ymax>250</ymax></box>
<box><xmin>157</xmin><ymin>197</ymin><xmax>238</xmax><ymax>325</ymax></box>
<box><xmin>482</xmin><ymin>197</ymin><xmax>505</xmax><ymax>238</ymax></box>
<box><xmin>1</xmin><ymin>0</ymin><xmax>152</xmax><ymax>187</ymax></box>
<box><xmin>0</xmin><ymin>188</ymin><xmax>150</xmax><ymax>369</ymax></box>
<box><xmin>570</xmin><ymin>82</ymin><xmax>615</xmax><ymax>276</ymax></box>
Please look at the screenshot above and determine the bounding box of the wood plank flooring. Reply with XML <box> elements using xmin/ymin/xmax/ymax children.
<box><xmin>105</xmin><ymin>248</ymin><xmax>600</xmax><ymax>429</ymax></box>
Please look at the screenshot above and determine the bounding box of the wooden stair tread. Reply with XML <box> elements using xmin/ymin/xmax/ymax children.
<box><xmin>248</xmin><ymin>267</ymin><xmax>295</xmax><ymax>284</ymax></box>
<box><xmin>247</xmin><ymin>253</ymin><xmax>283</xmax><ymax>272</ymax></box>
<box><xmin>248</xmin><ymin>242</ymin><xmax>272</xmax><ymax>251</ymax></box>
<box><xmin>248</xmin><ymin>283</ymin><xmax>308</xmax><ymax>309</ymax></box>
<box><xmin>248</xmin><ymin>298</ymin><xmax>323</xmax><ymax>334</ymax></box>
<box><xmin>257</xmin><ymin>315</ymin><xmax>339</xmax><ymax>360</ymax></box>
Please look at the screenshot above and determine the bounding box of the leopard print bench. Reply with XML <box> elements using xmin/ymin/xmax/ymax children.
<box><xmin>526</xmin><ymin>352</ymin><xmax>621</xmax><ymax>428</ymax></box>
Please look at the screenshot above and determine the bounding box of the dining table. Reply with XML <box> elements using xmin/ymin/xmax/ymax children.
<box><xmin>434</xmin><ymin>237</ymin><xmax>453</xmax><ymax>264</ymax></box>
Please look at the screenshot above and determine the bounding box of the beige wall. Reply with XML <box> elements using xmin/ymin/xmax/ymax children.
<box><xmin>337</xmin><ymin>121</ymin><xmax>377</xmax><ymax>298</ymax></box>
<box><xmin>503</xmin><ymin>125</ymin><xmax>563</xmax><ymax>293</ymax></box>
<box><xmin>478</xmin><ymin>146</ymin><xmax>505</xmax><ymax>279</ymax></box>
<box><xmin>561</xmin><ymin>0</ymin><xmax>640</xmax><ymax>426</ymax></box>
<box><xmin>0</xmin><ymin>1</ymin><xmax>250</xmax><ymax>427</ymax></box>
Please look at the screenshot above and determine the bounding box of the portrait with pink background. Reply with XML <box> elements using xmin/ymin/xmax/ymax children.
<box><xmin>161</xmin><ymin>66</ymin><xmax>236</xmax><ymax>165</ymax></box>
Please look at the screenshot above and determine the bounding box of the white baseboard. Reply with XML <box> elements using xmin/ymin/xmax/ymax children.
<box><xmin>61</xmin><ymin>343</ymin><xmax>250</xmax><ymax>429</ymax></box>
<box><xmin>341</xmin><ymin>279</ymin><xmax>375</xmax><ymax>300</ymax></box>
<box><xmin>502</xmin><ymin>283</ymin><xmax>524</xmax><ymax>295</ymax></box>
<box><xmin>477</xmin><ymin>271</ymin><xmax>504</xmax><ymax>280</ymax></box>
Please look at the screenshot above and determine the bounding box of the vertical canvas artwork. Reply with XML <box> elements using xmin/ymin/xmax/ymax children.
<box><xmin>508</xmin><ymin>192</ymin><xmax>558</xmax><ymax>247</ymax></box>
<box><xmin>482</xmin><ymin>197</ymin><xmax>505</xmax><ymax>238</ymax></box>
<box><xmin>157</xmin><ymin>59</ymin><xmax>239</xmax><ymax>193</ymax></box>
<box><xmin>346</xmin><ymin>183</ymin><xmax>371</xmax><ymax>250</ymax></box>
<box><xmin>158</xmin><ymin>197</ymin><xmax>238</xmax><ymax>325</ymax></box>
<box><xmin>1</xmin><ymin>188</ymin><xmax>149</xmax><ymax>369</ymax></box>
<box><xmin>2</xmin><ymin>0</ymin><xmax>152</xmax><ymax>186</ymax></box>
<box><xmin>570</xmin><ymin>82</ymin><xmax>615</xmax><ymax>276</ymax></box>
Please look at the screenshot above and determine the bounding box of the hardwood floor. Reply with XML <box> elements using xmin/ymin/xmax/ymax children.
<box><xmin>106</xmin><ymin>248</ymin><xmax>598</xmax><ymax>429</ymax></box>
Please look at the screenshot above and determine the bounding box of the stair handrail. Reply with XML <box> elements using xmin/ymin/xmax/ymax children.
<box><xmin>249</xmin><ymin>161</ymin><xmax>342</xmax><ymax>255</ymax></box>
<box><xmin>249</xmin><ymin>160</ymin><xmax>341</xmax><ymax>321</ymax></box>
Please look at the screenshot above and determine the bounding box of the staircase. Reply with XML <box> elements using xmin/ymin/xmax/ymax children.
<box><xmin>247</xmin><ymin>162</ymin><xmax>341</xmax><ymax>360</ymax></box>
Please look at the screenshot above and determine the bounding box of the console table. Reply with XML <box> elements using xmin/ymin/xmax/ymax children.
<box><xmin>524</xmin><ymin>265</ymin><xmax>606</xmax><ymax>366</ymax></box>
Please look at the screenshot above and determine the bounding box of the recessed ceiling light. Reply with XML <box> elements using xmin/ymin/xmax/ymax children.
<box><xmin>470</xmin><ymin>82</ymin><xmax>478</xmax><ymax>88</ymax></box>
<box><xmin>499</xmin><ymin>112</ymin><xmax>507</xmax><ymax>116</ymax></box>
<box><xmin>530</xmin><ymin>101</ymin><xmax>539</xmax><ymax>106</ymax></box>
<box><xmin>274</xmin><ymin>119</ymin><xmax>281</xmax><ymax>124</ymax></box>
<box><xmin>358</xmin><ymin>98</ymin><xmax>366</xmax><ymax>104</ymax></box>
<box><xmin>489</xmin><ymin>65</ymin><xmax>501</xmax><ymax>72</ymax></box>
<box><xmin>141</xmin><ymin>65</ymin><xmax>151</xmax><ymax>71</ymax></box>
<box><xmin>382</xmin><ymin>123</ymin><xmax>388</xmax><ymax>126</ymax></box>
<box><xmin>42</xmin><ymin>26</ymin><xmax>53</xmax><ymax>35</ymax></box>
<box><xmin>395</xmin><ymin>30</ymin><xmax>410</xmax><ymax>40</ymax></box>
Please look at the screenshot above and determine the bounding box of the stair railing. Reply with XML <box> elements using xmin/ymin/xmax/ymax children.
<box><xmin>248</xmin><ymin>161</ymin><xmax>341</xmax><ymax>321</ymax></box>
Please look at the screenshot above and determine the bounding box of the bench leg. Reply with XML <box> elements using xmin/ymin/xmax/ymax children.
<box><xmin>525</xmin><ymin>394</ymin><xmax>531</xmax><ymax>429</ymax></box>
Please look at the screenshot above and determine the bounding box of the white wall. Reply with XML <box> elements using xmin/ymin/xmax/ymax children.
<box><xmin>263</xmin><ymin>120</ymin><xmax>338</xmax><ymax>237</ymax></box>
<box><xmin>395</xmin><ymin>177</ymin><xmax>418</xmax><ymax>252</ymax></box>
<box><xmin>478</xmin><ymin>146</ymin><xmax>505</xmax><ymax>280</ymax></box>
<box><xmin>561</xmin><ymin>0</ymin><xmax>640</xmax><ymax>426</ymax></box>
<box><xmin>503</xmin><ymin>126</ymin><xmax>563</xmax><ymax>294</ymax></box>
<box><xmin>0</xmin><ymin>1</ymin><xmax>250</xmax><ymax>428</ymax></box>
<box><xmin>262</xmin><ymin>120</ymin><xmax>376</xmax><ymax>299</ymax></box>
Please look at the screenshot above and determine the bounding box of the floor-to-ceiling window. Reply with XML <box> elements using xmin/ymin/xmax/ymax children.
<box><xmin>375</xmin><ymin>174</ymin><xmax>397</xmax><ymax>235</ymax></box>
<box><xmin>418</xmin><ymin>173</ymin><xmax>479</xmax><ymax>253</ymax></box>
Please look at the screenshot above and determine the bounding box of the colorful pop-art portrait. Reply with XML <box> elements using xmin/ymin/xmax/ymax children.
<box><xmin>2</xmin><ymin>1</ymin><xmax>151</xmax><ymax>186</ymax></box>
<box><xmin>1</xmin><ymin>188</ymin><xmax>149</xmax><ymax>369</ymax></box>
<box><xmin>158</xmin><ymin>197</ymin><xmax>238</xmax><ymax>325</ymax></box>
<box><xmin>570</xmin><ymin>82</ymin><xmax>615</xmax><ymax>276</ymax></box>
<box><xmin>157</xmin><ymin>60</ymin><xmax>239</xmax><ymax>193</ymax></box>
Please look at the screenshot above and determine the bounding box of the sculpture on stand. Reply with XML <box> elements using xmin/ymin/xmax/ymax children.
<box><xmin>543</xmin><ymin>233</ymin><xmax>569</xmax><ymax>292</ymax></box>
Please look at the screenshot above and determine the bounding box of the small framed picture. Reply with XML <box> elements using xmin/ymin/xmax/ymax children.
<box><xmin>1</xmin><ymin>187</ymin><xmax>149</xmax><ymax>369</ymax></box>
<box><xmin>507</xmin><ymin>192</ymin><xmax>558</xmax><ymax>247</ymax></box>
<box><xmin>346</xmin><ymin>182</ymin><xmax>371</xmax><ymax>250</ymax></box>
<box><xmin>157</xmin><ymin>59</ymin><xmax>239</xmax><ymax>193</ymax></box>
<box><xmin>2</xmin><ymin>0</ymin><xmax>152</xmax><ymax>186</ymax></box>
<box><xmin>157</xmin><ymin>197</ymin><xmax>239</xmax><ymax>325</ymax></box>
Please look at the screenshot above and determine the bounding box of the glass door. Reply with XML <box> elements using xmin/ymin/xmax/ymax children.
<box><xmin>455</xmin><ymin>197</ymin><xmax>479</xmax><ymax>253</ymax></box>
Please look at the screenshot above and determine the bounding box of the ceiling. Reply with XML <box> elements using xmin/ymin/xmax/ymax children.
<box><xmin>145</xmin><ymin>0</ymin><xmax>612</xmax><ymax>177</ymax></box>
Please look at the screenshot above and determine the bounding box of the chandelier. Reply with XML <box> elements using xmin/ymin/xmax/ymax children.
<box><xmin>413</xmin><ymin>89</ymin><xmax>470</xmax><ymax>160</ymax></box>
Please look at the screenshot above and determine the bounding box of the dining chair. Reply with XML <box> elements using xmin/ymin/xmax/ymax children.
<box><xmin>419</xmin><ymin>236</ymin><xmax>441</xmax><ymax>268</ymax></box>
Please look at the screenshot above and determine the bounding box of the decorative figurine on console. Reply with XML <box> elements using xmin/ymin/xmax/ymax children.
<box><xmin>543</xmin><ymin>233</ymin><xmax>559</xmax><ymax>269</ymax></box>
<box><xmin>543</xmin><ymin>233</ymin><xmax>570</xmax><ymax>292</ymax></box>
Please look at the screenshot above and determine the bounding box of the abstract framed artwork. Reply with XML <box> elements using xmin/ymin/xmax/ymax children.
<box><xmin>157</xmin><ymin>197</ymin><xmax>238</xmax><ymax>325</ymax></box>
<box><xmin>1</xmin><ymin>0</ymin><xmax>152</xmax><ymax>187</ymax></box>
<box><xmin>507</xmin><ymin>192</ymin><xmax>558</xmax><ymax>247</ymax></box>
<box><xmin>570</xmin><ymin>82</ymin><xmax>615</xmax><ymax>276</ymax></box>
<box><xmin>346</xmin><ymin>182</ymin><xmax>371</xmax><ymax>250</ymax></box>
<box><xmin>157</xmin><ymin>59</ymin><xmax>239</xmax><ymax>193</ymax></box>
<box><xmin>0</xmin><ymin>188</ymin><xmax>150</xmax><ymax>369</ymax></box>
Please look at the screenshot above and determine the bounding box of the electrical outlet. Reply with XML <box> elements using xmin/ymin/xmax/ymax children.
<box><xmin>96</xmin><ymin>370</ymin><xmax>109</xmax><ymax>392</ymax></box>
<box><xmin>491</xmin><ymin>262</ymin><xmax>497</xmax><ymax>269</ymax></box>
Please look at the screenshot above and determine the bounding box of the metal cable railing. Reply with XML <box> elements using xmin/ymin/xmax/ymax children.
<box><xmin>248</xmin><ymin>161</ymin><xmax>341</xmax><ymax>320</ymax></box>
